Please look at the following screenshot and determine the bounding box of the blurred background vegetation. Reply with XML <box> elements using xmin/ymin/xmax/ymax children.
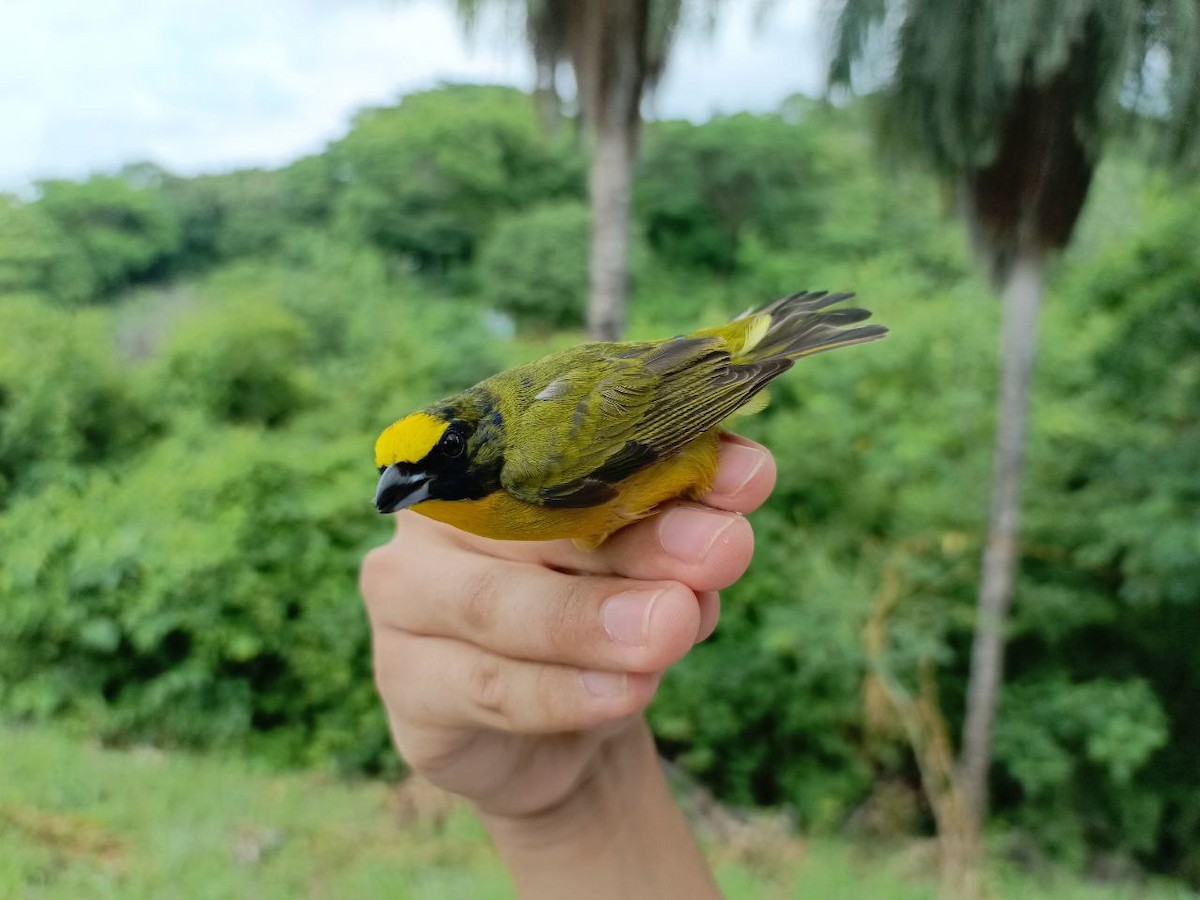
<box><xmin>1</xmin><ymin>3</ymin><xmax>1199</xmax><ymax>896</ymax></box>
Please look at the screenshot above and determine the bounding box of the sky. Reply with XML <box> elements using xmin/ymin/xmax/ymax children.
<box><xmin>0</xmin><ymin>0</ymin><xmax>830</xmax><ymax>191</ymax></box>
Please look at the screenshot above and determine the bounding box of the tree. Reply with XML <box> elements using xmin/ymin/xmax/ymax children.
<box><xmin>478</xmin><ymin>201</ymin><xmax>591</xmax><ymax>329</ymax></box>
<box><xmin>453</xmin><ymin>0</ymin><xmax>691</xmax><ymax>340</ymax></box>
<box><xmin>636</xmin><ymin>114</ymin><xmax>822</xmax><ymax>275</ymax></box>
<box><xmin>0</xmin><ymin>197</ymin><xmax>97</xmax><ymax>305</ymax></box>
<box><xmin>829</xmin><ymin>0</ymin><xmax>1200</xmax><ymax>887</ymax></box>
<box><xmin>330</xmin><ymin>85</ymin><xmax>581</xmax><ymax>273</ymax></box>
<box><xmin>37</xmin><ymin>175</ymin><xmax>182</xmax><ymax>297</ymax></box>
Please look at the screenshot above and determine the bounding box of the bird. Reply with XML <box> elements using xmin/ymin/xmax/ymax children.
<box><xmin>373</xmin><ymin>290</ymin><xmax>886</xmax><ymax>548</ymax></box>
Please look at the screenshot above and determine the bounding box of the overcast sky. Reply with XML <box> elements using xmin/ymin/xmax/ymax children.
<box><xmin>1</xmin><ymin>0</ymin><xmax>830</xmax><ymax>191</ymax></box>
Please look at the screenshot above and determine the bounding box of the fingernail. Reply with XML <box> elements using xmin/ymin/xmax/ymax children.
<box><xmin>602</xmin><ymin>589</ymin><xmax>662</xmax><ymax>647</ymax></box>
<box><xmin>659</xmin><ymin>508</ymin><xmax>736</xmax><ymax>564</ymax></box>
<box><xmin>581</xmin><ymin>671</ymin><xmax>627</xmax><ymax>698</ymax></box>
<box><xmin>709</xmin><ymin>443</ymin><xmax>767</xmax><ymax>496</ymax></box>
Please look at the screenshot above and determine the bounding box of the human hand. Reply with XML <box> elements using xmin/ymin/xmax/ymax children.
<box><xmin>359</xmin><ymin>433</ymin><xmax>776</xmax><ymax>820</ymax></box>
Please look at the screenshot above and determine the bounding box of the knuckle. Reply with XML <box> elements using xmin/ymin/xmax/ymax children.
<box><xmin>469</xmin><ymin>655</ymin><xmax>508</xmax><ymax>722</ymax></box>
<box><xmin>458</xmin><ymin>564</ymin><xmax>501</xmax><ymax>635</ymax></box>
<box><xmin>542</xmin><ymin>579</ymin><xmax>590</xmax><ymax>657</ymax></box>
<box><xmin>359</xmin><ymin>542</ymin><xmax>415</xmax><ymax>623</ymax></box>
<box><xmin>534</xmin><ymin>668</ymin><xmax>569</xmax><ymax>726</ymax></box>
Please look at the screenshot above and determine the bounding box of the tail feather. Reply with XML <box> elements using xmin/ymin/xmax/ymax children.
<box><xmin>736</xmin><ymin>289</ymin><xmax>856</xmax><ymax>321</ymax></box>
<box><xmin>806</xmin><ymin>307</ymin><xmax>873</xmax><ymax>327</ymax></box>
<box><xmin>733</xmin><ymin>290</ymin><xmax>887</xmax><ymax>364</ymax></box>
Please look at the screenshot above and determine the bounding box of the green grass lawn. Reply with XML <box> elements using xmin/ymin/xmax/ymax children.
<box><xmin>0</xmin><ymin>724</ymin><xmax>1192</xmax><ymax>899</ymax></box>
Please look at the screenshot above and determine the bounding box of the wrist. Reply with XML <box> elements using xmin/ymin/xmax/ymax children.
<box><xmin>477</xmin><ymin>721</ymin><xmax>719</xmax><ymax>900</ymax></box>
<box><xmin>477</xmin><ymin>720</ymin><xmax>656</xmax><ymax>850</ymax></box>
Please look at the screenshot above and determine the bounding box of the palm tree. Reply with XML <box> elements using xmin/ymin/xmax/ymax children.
<box><xmin>454</xmin><ymin>0</ymin><xmax>693</xmax><ymax>341</ymax></box>
<box><xmin>830</xmin><ymin>0</ymin><xmax>1200</xmax><ymax>849</ymax></box>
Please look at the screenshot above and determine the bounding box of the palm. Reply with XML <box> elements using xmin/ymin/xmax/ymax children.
<box><xmin>450</xmin><ymin>0</ymin><xmax>700</xmax><ymax>341</ymax></box>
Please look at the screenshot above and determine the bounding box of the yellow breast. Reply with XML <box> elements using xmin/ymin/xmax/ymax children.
<box><xmin>412</xmin><ymin>430</ymin><xmax>721</xmax><ymax>548</ymax></box>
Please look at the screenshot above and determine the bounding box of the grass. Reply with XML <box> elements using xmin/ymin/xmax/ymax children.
<box><xmin>0</xmin><ymin>724</ymin><xmax>1194</xmax><ymax>899</ymax></box>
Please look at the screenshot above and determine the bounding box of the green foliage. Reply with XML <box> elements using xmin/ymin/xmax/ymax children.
<box><xmin>637</xmin><ymin>114</ymin><xmax>820</xmax><ymax>274</ymax></box>
<box><xmin>38</xmin><ymin>175</ymin><xmax>182</xmax><ymax>297</ymax></box>
<box><xmin>994</xmin><ymin>677</ymin><xmax>1168</xmax><ymax>854</ymax></box>
<box><xmin>0</xmin><ymin>232</ymin><xmax>509</xmax><ymax>773</ymax></box>
<box><xmin>0</xmin><ymin>426</ymin><xmax>392</xmax><ymax>772</ymax></box>
<box><xmin>654</xmin><ymin>525</ymin><xmax>878</xmax><ymax>827</ymax></box>
<box><xmin>0</xmin><ymin>298</ymin><xmax>154</xmax><ymax>504</ymax></box>
<box><xmin>478</xmin><ymin>202</ymin><xmax>589</xmax><ymax>328</ymax></box>
<box><xmin>1075</xmin><ymin>188</ymin><xmax>1200</xmax><ymax>609</ymax></box>
<box><xmin>638</xmin><ymin>101</ymin><xmax>971</xmax><ymax>291</ymax></box>
<box><xmin>0</xmin><ymin>198</ymin><xmax>97</xmax><ymax>305</ymax></box>
<box><xmin>155</xmin><ymin>299</ymin><xmax>314</xmax><ymax>428</ymax></box>
<box><xmin>330</xmin><ymin>85</ymin><xmax>583</xmax><ymax>271</ymax></box>
<box><xmin>280</xmin><ymin>153</ymin><xmax>340</xmax><ymax>224</ymax></box>
<box><xmin>160</xmin><ymin>169</ymin><xmax>292</xmax><ymax>267</ymax></box>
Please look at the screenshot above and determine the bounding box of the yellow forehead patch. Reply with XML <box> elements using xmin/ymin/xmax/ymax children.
<box><xmin>375</xmin><ymin>412</ymin><xmax>448</xmax><ymax>467</ymax></box>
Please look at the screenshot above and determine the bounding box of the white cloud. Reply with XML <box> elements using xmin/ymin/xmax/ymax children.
<box><xmin>654</xmin><ymin>1</ymin><xmax>826</xmax><ymax>120</ymax></box>
<box><xmin>0</xmin><ymin>0</ymin><xmax>825</xmax><ymax>190</ymax></box>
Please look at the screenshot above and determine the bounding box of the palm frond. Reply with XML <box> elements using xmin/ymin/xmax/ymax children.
<box><xmin>828</xmin><ymin>0</ymin><xmax>890</xmax><ymax>88</ymax></box>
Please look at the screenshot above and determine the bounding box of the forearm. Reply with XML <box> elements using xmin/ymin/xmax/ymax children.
<box><xmin>478</xmin><ymin>722</ymin><xmax>720</xmax><ymax>900</ymax></box>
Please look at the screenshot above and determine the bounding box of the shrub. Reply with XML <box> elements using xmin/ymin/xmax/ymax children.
<box><xmin>38</xmin><ymin>175</ymin><xmax>182</xmax><ymax>296</ymax></box>
<box><xmin>0</xmin><ymin>297</ymin><xmax>154</xmax><ymax>504</ymax></box>
<box><xmin>155</xmin><ymin>300</ymin><xmax>314</xmax><ymax>427</ymax></box>
<box><xmin>0</xmin><ymin>425</ymin><xmax>396</xmax><ymax>773</ymax></box>
<box><xmin>477</xmin><ymin>202</ymin><xmax>589</xmax><ymax>329</ymax></box>
<box><xmin>0</xmin><ymin>199</ymin><xmax>97</xmax><ymax>305</ymax></box>
<box><xmin>330</xmin><ymin>85</ymin><xmax>583</xmax><ymax>271</ymax></box>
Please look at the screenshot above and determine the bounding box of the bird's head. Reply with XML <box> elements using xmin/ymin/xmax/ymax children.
<box><xmin>373</xmin><ymin>404</ymin><xmax>502</xmax><ymax>514</ymax></box>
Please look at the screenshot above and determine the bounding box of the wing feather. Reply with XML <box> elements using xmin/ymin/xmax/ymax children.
<box><xmin>502</xmin><ymin>336</ymin><xmax>779</xmax><ymax>507</ymax></box>
<box><xmin>501</xmin><ymin>290</ymin><xmax>885</xmax><ymax>509</ymax></box>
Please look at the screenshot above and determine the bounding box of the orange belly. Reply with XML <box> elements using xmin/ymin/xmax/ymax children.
<box><xmin>413</xmin><ymin>430</ymin><xmax>721</xmax><ymax>547</ymax></box>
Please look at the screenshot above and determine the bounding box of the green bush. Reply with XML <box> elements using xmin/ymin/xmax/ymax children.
<box><xmin>637</xmin><ymin>114</ymin><xmax>820</xmax><ymax>274</ymax></box>
<box><xmin>477</xmin><ymin>202</ymin><xmax>589</xmax><ymax>329</ymax></box>
<box><xmin>330</xmin><ymin>85</ymin><xmax>583</xmax><ymax>271</ymax></box>
<box><xmin>155</xmin><ymin>300</ymin><xmax>314</xmax><ymax>427</ymax></box>
<box><xmin>159</xmin><ymin>169</ymin><xmax>293</xmax><ymax>269</ymax></box>
<box><xmin>38</xmin><ymin>175</ymin><xmax>182</xmax><ymax>296</ymax></box>
<box><xmin>0</xmin><ymin>425</ymin><xmax>395</xmax><ymax>773</ymax></box>
<box><xmin>0</xmin><ymin>199</ymin><xmax>97</xmax><ymax>305</ymax></box>
<box><xmin>0</xmin><ymin>297</ymin><xmax>154</xmax><ymax>504</ymax></box>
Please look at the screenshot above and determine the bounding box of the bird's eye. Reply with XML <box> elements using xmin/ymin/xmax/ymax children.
<box><xmin>440</xmin><ymin>429</ymin><xmax>465</xmax><ymax>458</ymax></box>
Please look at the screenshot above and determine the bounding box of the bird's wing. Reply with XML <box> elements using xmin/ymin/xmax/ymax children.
<box><xmin>501</xmin><ymin>335</ymin><xmax>787</xmax><ymax>508</ymax></box>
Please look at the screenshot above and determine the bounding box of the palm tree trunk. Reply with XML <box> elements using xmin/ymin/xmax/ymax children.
<box><xmin>586</xmin><ymin>116</ymin><xmax>637</xmax><ymax>341</ymax></box>
<box><xmin>959</xmin><ymin>250</ymin><xmax>1044</xmax><ymax>824</ymax></box>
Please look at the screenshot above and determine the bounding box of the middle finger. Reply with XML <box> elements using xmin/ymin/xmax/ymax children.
<box><xmin>369</xmin><ymin>547</ymin><xmax>702</xmax><ymax>672</ymax></box>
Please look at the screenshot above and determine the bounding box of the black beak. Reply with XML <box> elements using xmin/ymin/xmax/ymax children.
<box><xmin>375</xmin><ymin>465</ymin><xmax>432</xmax><ymax>514</ymax></box>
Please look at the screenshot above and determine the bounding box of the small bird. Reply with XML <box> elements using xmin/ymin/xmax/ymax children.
<box><xmin>374</xmin><ymin>291</ymin><xmax>886</xmax><ymax>547</ymax></box>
